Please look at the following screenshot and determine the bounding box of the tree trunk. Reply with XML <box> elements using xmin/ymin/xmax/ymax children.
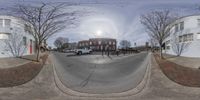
<box><xmin>107</xmin><ymin>48</ymin><xmax>110</xmax><ymax>56</ymax></box>
<box><xmin>36</xmin><ymin>45</ymin><xmax>40</xmax><ymax>62</ymax></box>
<box><xmin>160</xmin><ymin>47</ymin><xmax>163</xmax><ymax>59</ymax></box>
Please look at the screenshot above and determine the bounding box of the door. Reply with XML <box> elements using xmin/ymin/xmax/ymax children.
<box><xmin>30</xmin><ymin>39</ymin><xmax>32</xmax><ymax>54</ymax></box>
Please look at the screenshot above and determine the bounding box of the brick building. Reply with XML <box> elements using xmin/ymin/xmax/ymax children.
<box><xmin>78</xmin><ymin>38</ymin><xmax>117</xmax><ymax>51</ymax></box>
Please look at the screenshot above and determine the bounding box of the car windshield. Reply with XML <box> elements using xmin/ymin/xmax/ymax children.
<box><xmin>0</xmin><ymin>0</ymin><xmax>200</xmax><ymax>99</ymax></box>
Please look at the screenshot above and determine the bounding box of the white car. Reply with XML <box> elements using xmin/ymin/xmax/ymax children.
<box><xmin>63</xmin><ymin>49</ymin><xmax>70</xmax><ymax>53</ymax></box>
<box><xmin>74</xmin><ymin>48</ymin><xmax>92</xmax><ymax>55</ymax></box>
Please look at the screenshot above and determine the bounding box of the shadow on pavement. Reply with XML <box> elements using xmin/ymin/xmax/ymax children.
<box><xmin>66</xmin><ymin>53</ymin><xmax>92</xmax><ymax>57</ymax></box>
<box><xmin>163</xmin><ymin>54</ymin><xmax>178</xmax><ymax>59</ymax></box>
<box><xmin>108</xmin><ymin>56</ymin><xmax>113</xmax><ymax>59</ymax></box>
<box><xmin>18</xmin><ymin>57</ymin><xmax>38</xmax><ymax>62</ymax></box>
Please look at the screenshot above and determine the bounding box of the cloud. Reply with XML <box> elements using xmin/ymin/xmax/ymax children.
<box><xmin>1</xmin><ymin>0</ymin><xmax>200</xmax><ymax>47</ymax></box>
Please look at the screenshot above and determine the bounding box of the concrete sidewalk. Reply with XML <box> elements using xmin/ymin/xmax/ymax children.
<box><xmin>154</xmin><ymin>53</ymin><xmax>200</xmax><ymax>87</ymax></box>
<box><xmin>163</xmin><ymin>54</ymin><xmax>200</xmax><ymax>69</ymax></box>
<box><xmin>0</xmin><ymin>53</ymin><xmax>45</xmax><ymax>69</ymax></box>
<box><xmin>0</xmin><ymin>56</ymin><xmax>33</xmax><ymax>69</ymax></box>
<box><xmin>135</xmin><ymin>55</ymin><xmax>200</xmax><ymax>100</ymax></box>
<box><xmin>0</xmin><ymin>54</ymin><xmax>48</xmax><ymax>87</ymax></box>
<box><xmin>0</xmin><ymin>53</ymin><xmax>200</xmax><ymax>100</ymax></box>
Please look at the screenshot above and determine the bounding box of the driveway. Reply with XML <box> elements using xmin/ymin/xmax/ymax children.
<box><xmin>52</xmin><ymin>52</ymin><xmax>149</xmax><ymax>94</ymax></box>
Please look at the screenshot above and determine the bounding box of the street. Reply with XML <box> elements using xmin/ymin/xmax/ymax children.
<box><xmin>52</xmin><ymin>52</ymin><xmax>149</xmax><ymax>94</ymax></box>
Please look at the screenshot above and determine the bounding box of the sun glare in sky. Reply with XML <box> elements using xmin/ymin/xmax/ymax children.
<box><xmin>96</xmin><ymin>30</ymin><xmax>103</xmax><ymax>37</ymax></box>
<box><xmin>80</xmin><ymin>16</ymin><xmax>119</xmax><ymax>39</ymax></box>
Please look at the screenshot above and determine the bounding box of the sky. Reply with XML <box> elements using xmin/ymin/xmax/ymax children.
<box><xmin>1</xmin><ymin>0</ymin><xmax>200</xmax><ymax>47</ymax></box>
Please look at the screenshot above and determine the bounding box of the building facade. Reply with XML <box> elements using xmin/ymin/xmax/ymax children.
<box><xmin>164</xmin><ymin>15</ymin><xmax>200</xmax><ymax>57</ymax></box>
<box><xmin>78</xmin><ymin>38</ymin><xmax>117</xmax><ymax>51</ymax></box>
<box><xmin>68</xmin><ymin>42</ymin><xmax>78</xmax><ymax>50</ymax></box>
<box><xmin>0</xmin><ymin>15</ymin><xmax>35</xmax><ymax>57</ymax></box>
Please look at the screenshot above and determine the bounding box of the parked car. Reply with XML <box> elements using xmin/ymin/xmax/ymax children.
<box><xmin>74</xmin><ymin>48</ymin><xmax>92</xmax><ymax>55</ymax></box>
<box><xmin>63</xmin><ymin>49</ymin><xmax>70</xmax><ymax>53</ymax></box>
<box><xmin>63</xmin><ymin>49</ymin><xmax>76</xmax><ymax>53</ymax></box>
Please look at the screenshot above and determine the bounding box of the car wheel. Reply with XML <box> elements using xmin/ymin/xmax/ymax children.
<box><xmin>78</xmin><ymin>51</ymin><xmax>82</xmax><ymax>55</ymax></box>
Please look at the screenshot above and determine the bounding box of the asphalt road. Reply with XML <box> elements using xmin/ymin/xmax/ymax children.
<box><xmin>52</xmin><ymin>52</ymin><xmax>149</xmax><ymax>94</ymax></box>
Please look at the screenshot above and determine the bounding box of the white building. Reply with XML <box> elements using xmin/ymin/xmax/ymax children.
<box><xmin>164</xmin><ymin>15</ymin><xmax>200</xmax><ymax>57</ymax></box>
<box><xmin>0</xmin><ymin>15</ymin><xmax>35</xmax><ymax>58</ymax></box>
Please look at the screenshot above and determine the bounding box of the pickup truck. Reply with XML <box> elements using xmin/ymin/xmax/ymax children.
<box><xmin>74</xmin><ymin>48</ymin><xmax>92</xmax><ymax>55</ymax></box>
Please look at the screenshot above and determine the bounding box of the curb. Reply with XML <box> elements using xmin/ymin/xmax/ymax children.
<box><xmin>53</xmin><ymin>53</ymin><xmax>151</xmax><ymax>98</ymax></box>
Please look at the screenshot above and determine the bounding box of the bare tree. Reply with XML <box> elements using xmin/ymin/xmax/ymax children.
<box><xmin>13</xmin><ymin>3</ymin><xmax>78</xmax><ymax>61</ymax></box>
<box><xmin>148</xmin><ymin>38</ymin><xmax>158</xmax><ymax>52</ymax></box>
<box><xmin>171</xmin><ymin>31</ymin><xmax>190</xmax><ymax>56</ymax></box>
<box><xmin>149</xmin><ymin>38</ymin><xmax>156</xmax><ymax>48</ymax></box>
<box><xmin>4</xmin><ymin>33</ymin><xmax>27</xmax><ymax>57</ymax></box>
<box><xmin>54</xmin><ymin>39</ymin><xmax>63</xmax><ymax>49</ymax></box>
<box><xmin>54</xmin><ymin>37</ymin><xmax>68</xmax><ymax>50</ymax></box>
<box><xmin>140</xmin><ymin>10</ymin><xmax>177</xmax><ymax>58</ymax></box>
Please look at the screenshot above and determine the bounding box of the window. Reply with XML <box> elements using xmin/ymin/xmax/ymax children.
<box><xmin>165</xmin><ymin>40</ymin><xmax>170</xmax><ymax>45</ymax></box>
<box><xmin>175</xmin><ymin>24</ymin><xmax>179</xmax><ymax>32</ymax></box>
<box><xmin>109</xmin><ymin>41</ymin><xmax>112</xmax><ymax>45</ymax></box>
<box><xmin>98</xmin><ymin>41</ymin><xmax>101</xmax><ymax>45</ymax></box>
<box><xmin>179</xmin><ymin>36</ymin><xmax>183</xmax><ymax>42</ymax></box>
<box><xmin>197</xmin><ymin>33</ymin><xmax>200</xmax><ymax>40</ymax></box>
<box><xmin>197</xmin><ymin>19</ymin><xmax>200</xmax><ymax>26</ymax></box>
<box><xmin>105</xmin><ymin>41</ymin><xmax>107</xmax><ymax>44</ymax></box>
<box><xmin>93</xmin><ymin>42</ymin><xmax>96</xmax><ymax>45</ymax></box>
<box><xmin>24</xmin><ymin>24</ymin><xmax>32</xmax><ymax>33</ymax></box>
<box><xmin>179</xmin><ymin>33</ymin><xmax>194</xmax><ymax>42</ymax></box>
<box><xmin>23</xmin><ymin>37</ymin><xmax>27</xmax><ymax>46</ymax></box>
<box><xmin>188</xmin><ymin>33</ymin><xmax>194</xmax><ymax>41</ymax></box>
<box><xmin>166</xmin><ymin>46</ymin><xmax>170</xmax><ymax>50</ymax></box>
<box><xmin>4</xmin><ymin>19</ymin><xmax>11</xmax><ymax>26</ymax></box>
<box><xmin>0</xmin><ymin>34</ymin><xmax>9</xmax><ymax>39</ymax></box>
<box><xmin>90</xmin><ymin>42</ymin><xmax>92</xmax><ymax>45</ymax></box>
<box><xmin>183</xmin><ymin>35</ymin><xmax>187</xmax><ymax>42</ymax></box>
<box><xmin>180</xmin><ymin>22</ymin><xmax>184</xmax><ymax>30</ymax></box>
<box><xmin>113</xmin><ymin>42</ymin><xmax>115</xmax><ymax>45</ymax></box>
<box><xmin>0</xmin><ymin>19</ymin><xmax>3</xmax><ymax>27</ymax></box>
<box><xmin>30</xmin><ymin>39</ymin><xmax>32</xmax><ymax>44</ymax></box>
